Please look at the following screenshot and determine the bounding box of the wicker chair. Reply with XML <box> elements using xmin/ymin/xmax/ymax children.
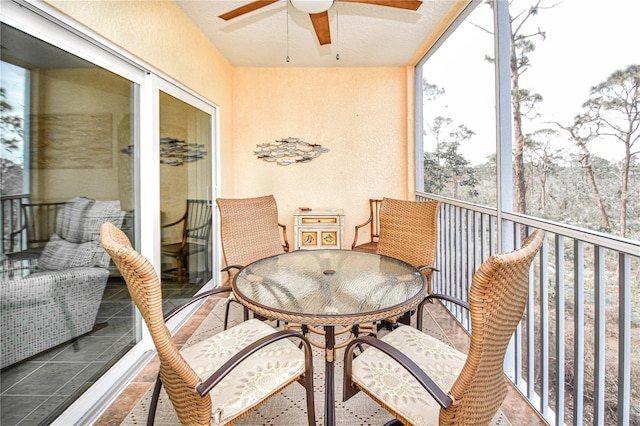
<box><xmin>161</xmin><ymin>199</ymin><xmax>212</xmax><ymax>284</ymax></box>
<box><xmin>343</xmin><ymin>229</ymin><xmax>545</xmax><ymax>426</ymax></box>
<box><xmin>375</xmin><ymin>197</ymin><xmax>440</xmax><ymax>327</ymax></box>
<box><xmin>216</xmin><ymin>194</ymin><xmax>289</xmax><ymax>329</ymax></box>
<box><xmin>100</xmin><ymin>222</ymin><xmax>315</xmax><ymax>426</ymax></box>
<box><xmin>376</xmin><ymin>198</ymin><xmax>440</xmax><ymax>292</ymax></box>
<box><xmin>6</xmin><ymin>200</ymin><xmax>68</xmax><ymax>260</ymax></box>
<box><xmin>351</xmin><ymin>198</ymin><xmax>382</xmax><ymax>253</ymax></box>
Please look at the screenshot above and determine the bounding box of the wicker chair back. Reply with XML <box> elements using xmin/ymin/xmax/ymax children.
<box><xmin>101</xmin><ymin>222</ymin><xmax>212</xmax><ymax>424</ymax></box>
<box><xmin>376</xmin><ymin>197</ymin><xmax>440</xmax><ymax>292</ymax></box>
<box><xmin>441</xmin><ymin>228</ymin><xmax>545</xmax><ymax>424</ymax></box>
<box><xmin>216</xmin><ymin>195</ymin><xmax>288</xmax><ymax>284</ymax></box>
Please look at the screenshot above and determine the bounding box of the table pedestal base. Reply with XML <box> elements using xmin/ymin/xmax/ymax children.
<box><xmin>324</xmin><ymin>325</ymin><xmax>335</xmax><ymax>426</ymax></box>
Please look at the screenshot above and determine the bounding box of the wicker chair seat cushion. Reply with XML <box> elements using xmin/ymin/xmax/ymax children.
<box><xmin>351</xmin><ymin>325</ymin><xmax>465</xmax><ymax>425</ymax></box>
<box><xmin>181</xmin><ymin>318</ymin><xmax>306</xmax><ymax>424</ymax></box>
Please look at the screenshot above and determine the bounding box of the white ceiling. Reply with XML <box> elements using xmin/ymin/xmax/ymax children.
<box><xmin>174</xmin><ymin>0</ymin><xmax>456</xmax><ymax>67</ymax></box>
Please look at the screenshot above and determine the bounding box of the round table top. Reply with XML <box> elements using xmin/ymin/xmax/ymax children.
<box><xmin>232</xmin><ymin>249</ymin><xmax>427</xmax><ymax>326</ymax></box>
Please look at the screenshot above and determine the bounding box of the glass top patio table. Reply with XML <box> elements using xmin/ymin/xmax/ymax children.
<box><xmin>232</xmin><ymin>249</ymin><xmax>426</xmax><ymax>326</ymax></box>
<box><xmin>232</xmin><ymin>249</ymin><xmax>427</xmax><ymax>426</ymax></box>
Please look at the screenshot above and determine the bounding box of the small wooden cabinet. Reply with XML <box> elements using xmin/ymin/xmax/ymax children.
<box><xmin>294</xmin><ymin>208</ymin><xmax>344</xmax><ymax>250</ymax></box>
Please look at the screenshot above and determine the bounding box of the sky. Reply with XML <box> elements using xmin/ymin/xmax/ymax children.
<box><xmin>2</xmin><ymin>1</ymin><xmax>639</xmax><ymax>167</ymax></box>
<box><xmin>422</xmin><ymin>0</ymin><xmax>640</xmax><ymax>165</ymax></box>
<box><xmin>0</xmin><ymin>61</ymin><xmax>27</xmax><ymax>164</ymax></box>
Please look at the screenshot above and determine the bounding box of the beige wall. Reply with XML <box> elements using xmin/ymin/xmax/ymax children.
<box><xmin>232</xmin><ymin>67</ymin><xmax>410</xmax><ymax>247</ymax></box>
<box><xmin>46</xmin><ymin>0</ymin><xmax>235</xmax><ymax>189</ymax></box>
<box><xmin>45</xmin><ymin>1</ymin><xmax>412</xmax><ymax>248</ymax></box>
<box><xmin>28</xmin><ymin>68</ymin><xmax>132</xmax><ymax>205</ymax></box>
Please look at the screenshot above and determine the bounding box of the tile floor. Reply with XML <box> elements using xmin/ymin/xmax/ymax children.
<box><xmin>94</xmin><ymin>299</ymin><xmax>548</xmax><ymax>426</ymax></box>
<box><xmin>0</xmin><ymin>275</ymin><xmax>200</xmax><ymax>426</ymax></box>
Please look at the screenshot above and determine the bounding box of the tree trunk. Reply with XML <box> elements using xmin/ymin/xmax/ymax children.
<box><xmin>620</xmin><ymin>143</ymin><xmax>630</xmax><ymax>238</ymax></box>
<box><xmin>578</xmin><ymin>143</ymin><xmax>611</xmax><ymax>229</ymax></box>
<box><xmin>511</xmin><ymin>34</ymin><xmax>527</xmax><ymax>214</ymax></box>
<box><xmin>539</xmin><ymin>165</ymin><xmax>547</xmax><ymax>214</ymax></box>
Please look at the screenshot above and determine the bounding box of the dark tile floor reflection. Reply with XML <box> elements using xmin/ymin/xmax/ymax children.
<box><xmin>0</xmin><ymin>275</ymin><xmax>200</xmax><ymax>426</ymax></box>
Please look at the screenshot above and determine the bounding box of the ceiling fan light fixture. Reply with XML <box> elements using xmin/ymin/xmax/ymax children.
<box><xmin>290</xmin><ymin>0</ymin><xmax>334</xmax><ymax>14</ymax></box>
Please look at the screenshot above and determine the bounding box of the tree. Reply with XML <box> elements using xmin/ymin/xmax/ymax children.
<box><xmin>476</xmin><ymin>0</ymin><xmax>553</xmax><ymax>214</ymax></box>
<box><xmin>0</xmin><ymin>87</ymin><xmax>24</xmax><ymax>195</ymax></box>
<box><xmin>568</xmin><ymin>64</ymin><xmax>640</xmax><ymax>237</ymax></box>
<box><xmin>422</xmin><ymin>80</ymin><xmax>444</xmax><ymax>102</ymax></box>
<box><xmin>524</xmin><ymin>128</ymin><xmax>565</xmax><ymax>214</ymax></box>
<box><xmin>556</xmin><ymin>118</ymin><xmax>612</xmax><ymax>230</ymax></box>
<box><xmin>0</xmin><ymin>87</ymin><xmax>23</xmax><ymax>152</ymax></box>
<box><xmin>424</xmin><ymin>116</ymin><xmax>479</xmax><ymax>199</ymax></box>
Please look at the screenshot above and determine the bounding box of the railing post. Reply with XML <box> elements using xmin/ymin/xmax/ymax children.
<box><xmin>618</xmin><ymin>253</ymin><xmax>631</xmax><ymax>425</ymax></box>
<box><xmin>493</xmin><ymin>0</ymin><xmax>517</xmax><ymax>380</ymax></box>
<box><xmin>573</xmin><ymin>240</ymin><xmax>584</xmax><ymax>425</ymax></box>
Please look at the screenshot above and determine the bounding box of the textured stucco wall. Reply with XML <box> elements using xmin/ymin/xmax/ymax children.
<box><xmin>44</xmin><ymin>1</ymin><xmax>412</xmax><ymax>248</ymax></box>
<box><xmin>45</xmin><ymin>0</ymin><xmax>236</xmax><ymax>194</ymax></box>
<box><xmin>232</xmin><ymin>67</ymin><xmax>410</xmax><ymax>247</ymax></box>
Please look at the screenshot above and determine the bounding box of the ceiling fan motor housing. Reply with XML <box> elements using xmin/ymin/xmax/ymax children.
<box><xmin>290</xmin><ymin>0</ymin><xmax>334</xmax><ymax>14</ymax></box>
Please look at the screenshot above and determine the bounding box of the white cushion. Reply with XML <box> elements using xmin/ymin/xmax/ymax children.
<box><xmin>83</xmin><ymin>199</ymin><xmax>125</xmax><ymax>242</ymax></box>
<box><xmin>351</xmin><ymin>325</ymin><xmax>466</xmax><ymax>426</ymax></box>
<box><xmin>56</xmin><ymin>197</ymin><xmax>94</xmax><ymax>243</ymax></box>
<box><xmin>56</xmin><ymin>197</ymin><xmax>125</xmax><ymax>244</ymax></box>
<box><xmin>180</xmin><ymin>318</ymin><xmax>306</xmax><ymax>424</ymax></box>
<box><xmin>38</xmin><ymin>234</ymin><xmax>104</xmax><ymax>270</ymax></box>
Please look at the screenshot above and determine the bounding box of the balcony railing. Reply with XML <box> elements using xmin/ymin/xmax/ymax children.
<box><xmin>417</xmin><ymin>192</ymin><xmax>640</xmax><ymax>426</ymax></box>
<box><xmin>1</xmin><ymin>194</ymin><xmax>30</xmax><ymax>255</ymax></box>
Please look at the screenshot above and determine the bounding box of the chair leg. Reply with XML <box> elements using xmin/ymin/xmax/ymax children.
<box><xmin>176</xmin><ymin>257</ymin><xmax>184</xmax><ymax>283</ymax></box>
<box><xmin>224</xmin><ymin>301</ymin><xmax>232</xmax><ymax>330</ymax></box>
<box><xmin>224</xmin><ymin>299</ymin><xmax>250</xmax><ymax>329</ymax></box>
<box><xmin>147</xmin><ymin>375</ymin><xmax>163</xmax><ymax>426</ymax></box>
<box><xmin>204</xmin><ymin>247</ymin><xmax>210</xmax><ymax>279</ymax></box>
<box><xmin>398</xmin><ymin>311</ymin><xmax>411</xmax><ymax>326</ymax></box>
<box><xmin>305</xmin><ymin>377</ymin><xmax>315</xmax><ymax>426</ymax></box>
<box><xmin>183</xmin><ymin>254</ymin><xmax>189</xmax><ymax>281</ymax></box>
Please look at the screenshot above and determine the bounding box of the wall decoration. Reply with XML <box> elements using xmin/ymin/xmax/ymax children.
<box><xmin>321</xmin><ymin>232</ymin><xmax>337</xmax><ymax>246</ymax></box>
<box><xmin>30</xmin><ymin>113</ymin><xmax>112</xmax><ymax>169</ymax></box>
<box><xmin>301</xmin><ymin>232</ymin><xmax>317</xmax><ymax>246</ymax></box>
<box><xmin>121</xmin><ymin>137</ymin><xmax>207</xmax><ymax>166</ymax></box>
<box><xmin>254</xmin><ymin>137</ymin><xmax>329</xmax><ymax>165</ymax></box>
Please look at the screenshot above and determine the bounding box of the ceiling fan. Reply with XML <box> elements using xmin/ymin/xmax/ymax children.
<box><xmin>218</xmin><ymin>0</ymin><xmax>423</xmax><ymax>46</ymax></box>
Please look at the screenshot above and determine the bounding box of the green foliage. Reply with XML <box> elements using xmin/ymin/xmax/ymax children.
<box><xmin>0</xmin><ymin>87</ymin><xmax>23</xmax><ymax>152</ymax></box>
<box><xmin>423</xmin><ymin>116</ymin><xmax>479</xmax><ymax>199</ymax></box>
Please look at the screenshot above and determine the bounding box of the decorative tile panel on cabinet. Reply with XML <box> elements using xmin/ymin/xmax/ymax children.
<box><xmin>293</xmin><ymin>209</ymin><xmax>344</xmax><ymax>250</ymax></box>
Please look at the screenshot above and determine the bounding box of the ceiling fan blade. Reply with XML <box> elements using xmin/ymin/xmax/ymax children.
<box><xmin>309</xmin><ymin>11</ymin><xmax>332</xmax><ymax>45</ymax></box>
<box><xmin>218</xmin><ymin>0</ymin><xmax>280</xmax><ymax>21</ymax></box>
<box><xmin>336</xmin><ymin>0</ymin><xmax>422</xmax><ymax>11</ymax></box>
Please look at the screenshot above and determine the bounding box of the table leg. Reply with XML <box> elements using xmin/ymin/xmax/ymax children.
<box><xmin>324</xmin><ymin>325</ymin><xmax>336</xmax><ymax>426</ymax></box>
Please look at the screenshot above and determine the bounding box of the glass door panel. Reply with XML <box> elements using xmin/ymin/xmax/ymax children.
<box><xmin>159</xmin><ymin>91</ymin><xmax>212</xmax><ymax>312</ymax></box>
<box><xmin>0</xmin><ymin>22</ymin><xmax>138</xmax><ymax>424</ymax></box>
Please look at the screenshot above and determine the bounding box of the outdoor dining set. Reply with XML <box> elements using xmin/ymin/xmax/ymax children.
<box><xmin>100</xmin><ymin>195</ymin><xmax>544</xmax><ymax>426</ymax></box>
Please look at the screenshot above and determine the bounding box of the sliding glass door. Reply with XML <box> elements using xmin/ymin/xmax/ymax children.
<box><xmin>1</xmin><ymin>3</ymin><xmax>218</xmax><ymax>424</ymax></box>
<box><xmin>159</xmin><ymin>90</ymin><xmax>214</xmax><ymax>312</ymax></box>
<box><xmin>0</xmin><ymin>21</ymin><xmax>139</xmax><ymax>425</ymax></box>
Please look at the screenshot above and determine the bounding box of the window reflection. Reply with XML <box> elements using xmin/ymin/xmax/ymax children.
<box><xmin>159</xmin><ymin>91</ymin><xmax>213</xmax><ymax>310</ymax></box>
<box><xmin>0</xmin><ymin>23</ymin><xmax>137</xmax><ymax>423</ymax></box>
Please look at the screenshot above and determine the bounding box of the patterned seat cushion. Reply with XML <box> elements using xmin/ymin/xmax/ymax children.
<box><xmin>351</xmin><ymin>325</ymin><xmax>466</xmax><ymax>426</ymax></box>
<box><xmin>180</xmin><ymin>318</ymin><xmax>306</xmax><ymax>424</ymax></box>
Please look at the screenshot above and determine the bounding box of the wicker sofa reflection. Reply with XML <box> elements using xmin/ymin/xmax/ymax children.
<box><xmin>1</xmin><ymin>196</ymin><xmax>125</xmax><ymax>368</ymax></box>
